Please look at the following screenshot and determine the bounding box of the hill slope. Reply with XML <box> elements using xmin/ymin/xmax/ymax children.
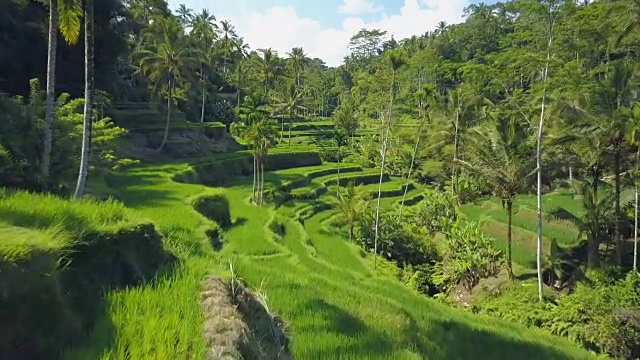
<box><xmin>56</xmin><ymin>150</ymin><xmax>596</xmax><ymax>359</ymax></box>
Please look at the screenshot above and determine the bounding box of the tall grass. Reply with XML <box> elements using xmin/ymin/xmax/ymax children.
<box><xmin>62</xmin><ymin>258</ymin><xmax>213</xmax><ymax>359</ymax></box>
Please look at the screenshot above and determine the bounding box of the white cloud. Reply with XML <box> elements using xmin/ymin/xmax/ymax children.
<box><xmin>176</xmin><ymin>0</ymin><xmax>470</xmax><ymax>67</ymax></box>
<box><xmin>339</xmin><ymin>0</ymin><xmax>384</xmax><ymax>15</ymax></box>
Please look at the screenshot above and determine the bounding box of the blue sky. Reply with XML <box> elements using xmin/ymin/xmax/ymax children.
<box><xmin>167</xmin><ymin>0</ymin><xmax>483</xmax><ymax>66</ymax></box>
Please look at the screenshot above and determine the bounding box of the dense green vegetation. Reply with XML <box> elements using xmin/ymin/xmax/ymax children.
<box><xmin>2</xmin><ymin>0</ymin><xmax>640</xmax><ymax>359</ymax></box>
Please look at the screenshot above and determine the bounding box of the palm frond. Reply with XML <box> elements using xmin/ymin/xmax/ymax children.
<box><xmin>57</xmin><ymin>0</ymin><xmax>82</xmax><ymax>45</ymax></box>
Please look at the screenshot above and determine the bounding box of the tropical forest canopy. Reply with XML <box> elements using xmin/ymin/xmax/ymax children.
<box><xmin>1</xmin><ymin>0</ymin><xmax>640</xmax><ymax>359</ymax></box>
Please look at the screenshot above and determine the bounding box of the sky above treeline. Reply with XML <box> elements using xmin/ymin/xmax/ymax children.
<box><xmin>167</xmin><ymin>0</ymin><xmax>496</xmax><ymax>67</ymax></box>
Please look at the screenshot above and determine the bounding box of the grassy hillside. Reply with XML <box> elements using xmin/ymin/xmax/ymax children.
<box><xmin>459</xmin><ymin>192</ymin><xmax>582</xmax><ymax>269</ymax></box>
<box><xmin>47</xmin><ymin>149</ymin><xmax>596</xmax><ymax>359</ymax></box>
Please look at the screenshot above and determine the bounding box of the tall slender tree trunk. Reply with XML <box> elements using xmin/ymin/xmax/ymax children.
<box><xmin>349</xmin><ymin>223</ymin><xmax>354</xmax><ymax>242</ymax></box>
<box><xmin>43</xmin><ymin>3</ymin><xmax>58</xmax><ymax>183</ymax></box>
<box><xmin>536</xmin><ymin>98</ymin><xmax>545</xmax><ymax>300</ymax></box>
<box><xmin>536</xmin><ymin>20</ymin><xmax>554</xmax><ymax>300</ymax></box>
<box><xmin>289</xmin><ymin>110</ymin><xmax>294</xmax><ymax>146</ymax></box>
<box><xmin>74</xmin><ymin>0</ymin><xmax>94</xmax><ymax>200</ymax></box>
<box><xmin>507</xmin><ymin>199</ymin><xmax>514</xmax><ymax>279</ymax></box>
<box><xmin>634</xmin><ymin>179</ymin><xmax>638</xmax><ymax>272</ymax></box>
<box><xmin>588</xmin><ymin>169</ymin><xmax>601</xmax><ymax>268</ymax></box>
<box><xmin>452</xmin><ymin>109</ymin><xmax>460</xmax><ymax>200</ymax></box>
<box><xmin>374</xmin><ymin>71</ymin><xmax>396</xmax><ymax>270</ymax></box>
<box><xmin>337</xmin><ymin>145</ymin><xmax>341</xmax><ymax>196</ymax></box>
<box><xmin>569</xmin><ymin>166</ymin><xmax>573</xmax><ymax>183</ymax></box>
<box><xmin>635</xmin><ymin>148</ymin><xmax>639</xmax><ymax>271</ymax></box>
<box><xmin>260</xmin><ymin>160</ymin><xmax>265</xmax><ymax>205</ymax></box>
<box><xmin>157</xmin><ymin>78</ymin><xmax>172</xmax><ymax>152</ymax></box>
<box><xmin>280</xmin><ymin>115</ymin><xmax>284</xmax><ymax>141</ymax></box>
<box><xmin>614</xmin><ymin>143</ymin><xmax>622</xmax><ymax>265</ymax></box>
<box><xmin>252</xmin><ymin>153</ymin><xmax>257</xmax><ymax>203</ymax></box>
<box><xmin>200</xmin><ymin>75</ymin><xmax>206</xmax><ymax>123</ymax></box>
<box><xmin>398</xmin><ymin>121</ymin><xmax>424</xmax><ymax>221</ymax></box>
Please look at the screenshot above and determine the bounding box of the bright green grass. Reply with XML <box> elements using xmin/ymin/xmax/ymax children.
<box><xmin>24</xmin><ymin>153</ymin><xmax>593</xmax><ymax>359</ymax></box>
<box><xmin>0</xmin><ymin>189</ymin><xmax>134</xmax><ymax>260</ymax></box>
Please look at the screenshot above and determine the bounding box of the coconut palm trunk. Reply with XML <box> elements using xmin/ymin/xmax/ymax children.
<box><xmin>260</xmin><ymin>159</ymin><xmax>265</xmax><ymax>205</ymax></box>
<box><xmin>42</xmin><ymin>3</ymin><xmax>58</xmax><ymax>183</ymax></box>
<box><xmin>73</xmin><ymin>0</ymin><xmax>94</xmax><ymax>200</ymax></box>
<box><xmin>252</xmin><ymin>153</ymin><xmax>257</xmax><ymax>203</ymax></box>
<box><xmin>200</xmin><ymin>72</ymin><xmax>206</xmax><ymax>123</ymax></box>
<box><xmin>374</xmin><ymin>68</ymin><xmax>398</xmax><ymax>270</ymax></box>
<box><xmin>289</xmin><ymin>109</ymin><xmax>294</xmax><ymax>147</ymax></box>
<box><xmin>536</xmin><ymin>97</ymin><xmax>545</xmax><ymax>299</ymax></box>
<box><xmin>614</xmin><ymin>142</ymin><xmax>622</xmax><ymax>265</ymax></box>
<box><xmin>337</xmin><ymin>144</ymin><xmax>341</xmax><ymax>196</ymax></box>
<box><xmin>398</xmin><ymin>129</ymin><xmax>422</xmax><ymax>221</ymax></box>
<box><xmin>452</xmin><ymin>109</ymin><xmax>460</xmax><ymax>199</ymax></box>
<box><xmin>280</xmin><ymin>114</ymin><xmax>284</xmax><ymax>141</ymax></box>
<box><xmin>157</xmin><ymin>78</ymin><xmax>173</xmax><ymax>152</ymax></box>
<box><xmin>635</xmin><ymin>180</ymin><xmax>638</xmax><ymax>271</ymax></box>
<box><xmin>506</xmin><ymin>198</ymin><xmax>514</xmax><ymax>278</ymax></box>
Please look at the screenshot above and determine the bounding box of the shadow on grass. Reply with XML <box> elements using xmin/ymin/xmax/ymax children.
<box><xmin>0</xmin><ymin>205</ymin><xmax>91</xmax><ymax>234</ymax></box>
<box><xmin>301</xmin><ymin>298</ymin><xmax>397</xmax><ymax>359</ymax></box>
<box><xmin>300</xmin><ymin>299</ymin><xmax>588</xmax><ymax>359</ymax></box>
<box><xmin>233</xmin><ymin>217</ymin><xmax>247</xmax><ymax>227</ymax></box>
<box><xmin>61</xmin><ymin>263</ymin><xmax>181</xmax><ymax>360</ymax></box>
<box><xmin>4</xmin><ymin>230</ymin><xmax>177</xmax><ymax>360</ymax></box>
<box><xmin>425</xmin><ymin>318</ymin><xmax>589</xmax><ymax>360</ymax></box>
<box><xmin>104</xmin><ymin>172</ymin><xmax>184</xmax><ymax>208</ymax></box>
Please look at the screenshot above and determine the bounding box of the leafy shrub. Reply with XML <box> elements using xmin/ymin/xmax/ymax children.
<box><xmin>191</xmin><ymin>194</ymin><xmax>231</xmax><ymax>228</ymax></box>
<box><xmin>474</xmin><ymin>271</ymin><xmax>640</xmax><ymax>359</ymax></box>
<box><xmin>209</xmin><ymin>99</ymin><xmax>237</xmax><ymax>128</ymax></box>
<box><xmin>456</xmin><ymin>173</ymin><xmax>488</xmax><ymax>204</ymax></box>
<box><xmin>409</xmin><ymin>188</ymin><xmax>457</xmax><ymax>237</ymax></box>
<box><xmin>432</xmin><ymin>221</ymin><xmax>502</xmax><ymax>294</ymax></box>
<box><xmin>230</xmin><ymin>122</ymin><xmax>248</xmax><ymax>138</ymax></box>
<box><xmin>355</xmin><ymin>209</ymin><xmax>439</xmax><ymax>267</ymax></box>
<box><xmin>0</xmin><ymin>80</ymin><xmax>132</xmax><ymax>190</ymax></box>
<box><xmin>400</xmin><ymin>263</ymin><xmax>436</xmax><ymax>295</ymax></box>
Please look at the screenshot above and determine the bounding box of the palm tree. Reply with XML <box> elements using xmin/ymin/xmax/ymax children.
<box><xmin>237</xmin><ymin>94</ymin><xmax>269</xmax><ymax>125</ymax></box>
<box><xmin>190</xmin><ymin>11</ymin><xmax>217</xmax><ymax>123</ymax></box>
<box><xmin>550</xmin><ymin>180</ymin><xmax>620</xmax><ymax>269</ymax></box>
<box><xmin>248</xmin><ymin>119</ymin><xmax>279</xmax><ymax>205</ymax></box>
<box><xmin>136</xmin><ymin>17</ymin><xmax>194</xmax><ymax>152</ymax></box>
<box><xmin>73</xmin><ymin>0</ymin><xmax>94</xmax><ymax>199</ymax></box>
<box><xmin>244</xmin><ymin>121</ymin><xmax>261</xmax><ymax>204</ymax></box>
<box><xmin>457</xmin><ymin>113</ymin><xmax>535</xmax><ymax>278</ymax></box>
<box><xmin>560</xmin><ymin>61</ymin><xmax>635</xmax><ymax>266</ymax></box>
<box><xmin>374</xmin><ymin>49</ymin><xmax>406</xmax><ymax>270</ymax></box>
<box><xmin>257</xmin><ymin>48</ymin><xmax>279</xmax><ymax>96</ymax></box>
<box><xmin>398</xmin><ymin>84</ymin><xmax>436</xmax><ymax>221</ymax></box>
<box><xmin>445</xmin><ymin>84</ymin><xmax>491</xmax><ymax>199</ymax></box>
<box><xmin>332</xmin><ymin>129</ymin><xmax>349</xmax><ymax>196</ymax></box>
<box><xmin>42</xmin><ymin>0</ymin><xmax>82</xmax><ymax>183</ymax></box>
<box><xmin>216</xmin><ymin>20</ymin><xmax>238</xmax><ymax>76</ymax></box>
<box><xmin>610</xmin><ymin>0</ymin><xmax>640</xmax><ymax>49</ymax></box>
<box><xmin>330</xmin><ymin>182</ymin><xmax>369</xmax><ymax>241</ymax></box>
<box><xmin>333</xmin><ymin>96</ymin><xmax>359</xmax><ymax>146</ymax></box>
<box><xmin>286</xmin><ymin>47</ymin><xmax>308</xmax><ymax>88</ymax></box>
<box><xmin>176</xmin><ymin>3</ymin><xmax>193</xmax><ymax>29</ymax></box>
<box><xmin>230</xmin><ymin>60</ymin><xmax>249</xmax><ymax>107</ymax></box>
<box><xmin>272</xmin><ymin>81</ymin><xmax>305</xmax><ymax>145</ymax></box>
